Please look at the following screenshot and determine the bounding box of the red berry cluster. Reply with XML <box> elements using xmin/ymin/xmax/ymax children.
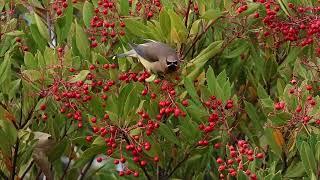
<box><xmin>15</xmin><ymin>37</ymin><xmax>29</xmax><ymax>52</ymax></box>
<box><xmin>197</xmin><ymin>97</ymin><xmax>235</xmax><ymax>146</ymax></box>
<box><xmin>86</xmin><ymin>0</ymin><xmax>126</xmax><ymax>48</ymax></box>
<box><xmin>129</xmin><ymin>0</ymin><xmax>162</xmax><ymax>20</ymax></box>
<box><xmin>272</xmin><ymin>78</ymin><xmax>319</xmax><ymax>126</ymax></box>
<box><xmin>37</xmin><ymin>61</ymin><xmax>182</xmax><ymax>177</ymax></box>
<box><xmin>244</xmin><ymin>0</ymin><xmax>320</xmax><ymax>53</ymax></box>
<box><xmin>52</xmin><ymin>0</ymin><xmax>77</xmax><ymax>16</ymax></box>
<box><xmin>118</xmin><ymin>71</ymin><xmax>151</xmax><ymax>83</ymax></box>
<box><xmin>215</xmin><ymin>140</ymin><xmax>264</xmax><ymax>179</ymax></box>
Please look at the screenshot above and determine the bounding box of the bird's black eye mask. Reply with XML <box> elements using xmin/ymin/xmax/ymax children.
<box><xmin>166</xmin><ymin>61</ymin><xmax>178</xmax><ymax>67</ymax></box>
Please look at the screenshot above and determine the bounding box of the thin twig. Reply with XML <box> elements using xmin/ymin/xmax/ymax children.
<box><xmin>141</xmin><ymin>166</ymin><xmax>152</xmax><ymax>180</ymax></box>
<box><xmin>77</xmin><ymin>156</ymin><xmax>95</xmax><ymax>180</ymax></box>
<box><xmin>182</xmin><ymin>15</ymin><xmax>225</xmax><ymax>60</ymax></box>
<box><xmin>10</xmin><ymin>139</ymin><xmax>19</xmax><ymax>180</ymax></box>
<box><xmin>20</xmin><ymin>161</ymin><xmax>34</xmax><ymax>179</ymax></box>
<box><xmin>60</xmin><ymin>156</ymin><xmax>72</xmax><ymax>180</ymax></box>
<box><xmin>167</xmin><ymin>152</ymin><xmax>190</xmax><ymax>178</ymax></box>
<box><xmin>184</xmin><ymin>0</ymin><xmax>192</xmax><ymax>27</ymax></box>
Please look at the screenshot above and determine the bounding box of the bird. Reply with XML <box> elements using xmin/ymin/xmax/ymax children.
<box><xmin>32</xmin><ymin>132</ymin><xmax>56</xmax><ymax>180</ymax></box>
<box><xmin>113</xmin><ymin>40</ymin><xmax>180</xmax><ymax>75</ymax></box>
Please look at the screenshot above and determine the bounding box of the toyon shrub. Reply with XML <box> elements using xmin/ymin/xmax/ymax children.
<box><xmin>0</xmin><ymin>0</ymin><xmax>319</xmax><ymax>180</ymax></box>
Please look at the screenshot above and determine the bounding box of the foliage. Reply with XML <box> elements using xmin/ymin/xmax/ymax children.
<box><xmin>0</xmin><ymin>0</ymin><xmax>319</xmax><ymax>179</ymax></box>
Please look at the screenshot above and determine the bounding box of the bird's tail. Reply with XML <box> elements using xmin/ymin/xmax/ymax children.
<box><xmin>110</xmin><ymin>49</ymin><xmax>137</xmax><ymax>59</ymax></box>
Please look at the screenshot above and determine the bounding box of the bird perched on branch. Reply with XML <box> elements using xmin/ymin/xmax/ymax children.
<box><xmin>113</xmin><ymin>40</ymin><xmax>180</xmax><ymax>75</ymax></box>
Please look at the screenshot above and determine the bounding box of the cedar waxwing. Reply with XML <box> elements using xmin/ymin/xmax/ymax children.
<box><xmin>32</xmin><ymin>132</ymin><xmax>56</xmax><ymax>180</ymax></box>
<box><xmin>114</xmin><ymin>40</ymin><xmax>180</xmax><ymax>74</ymax></box>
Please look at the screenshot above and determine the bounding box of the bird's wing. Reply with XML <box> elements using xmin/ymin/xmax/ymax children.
<box><xmin>129</xmin><ymin>42</ymin><xmax>176</xmax><ymax>62</ymax></box>
<box><xmin>116</xmin><ymin>49</ymin><xmax>138</xmax><ymax>58</ymax></box>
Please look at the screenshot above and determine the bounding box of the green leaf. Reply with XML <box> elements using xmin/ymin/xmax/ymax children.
<box><xmin>124</xmin><ymin>18</ymin><xmax>149</xmax><ymax>38</ymax></box>
<box><xmin>30</xmin><ymin>24</ymin><xmax>47</xmax><ymax>51</ymax></box>
<box><xmin>83</xmin><ymin>1</ymin><xmax>94</xmax><ymax>28</ymax></box>
<box><xmin>33</xmin><ymin>12</ymin><xmax>49</xmax><ymax>40</ymax></box>
<box><xmin>186</xmin><ymin>105</ymin><xmax>208</xmax><ymax>123</ymax></box>
<box><xmin>190</xmin><ymin>19</ymin><xmax>202</xmax><ymax>37</ymax></box>
<box><xmin>73</xmin><ymin>145</ymin><xmax>105</xmax><ymax>168</ymax></box>
<box><xmin>201</xmin><ymin>9</ymin><xmax>223</xmax><ymax>21</ymax></box>
<box><xmin>75</xmin><ymin>22</ymin><xmax>90</xmax><ymax>58</ymax></box>
<box><xmin>48</xmin><ymin>139</ymin><xmax>68</xmax><ymax>162</ymax></box>
<box><xmin>237</xmin><ymin>170</ymin><xmax>247</xmax><ymax>180</ymax></box>
<box><xmin>223</xmin><ymin>40</ymin><xmax>249</xmax><ymax>59</ymax></box>
<box><xmin>157</xmin><ymin>122</ymin><xmax>180</xmax><ymax>146</ymax></box>
<box><xmin>22</xmin><ymin>70</ymin><xmax>41</xmax><ymax>82</ymax></box>
<box><xmin>284</xmin><ymin>161</ymin><xmax>305</xmax><ymax>178</ymax></box>
<box><xmin>299</xmin><ymin>141</ymin><xmax>317</xmax><ymax>176</ymax></box>
<box><xmin>6</xmin><ymin>30</ymin><xmax>24</xmax><ymax>36</ymax></box>
<box><xmin>159</xmin><ymin>10</ymin><xmax>171</xmax><ymax>38</ymax></box>
<box><xmin>24</xmin><ymin>52</ymin><xmax>38</xmax><ymax>69</ymax></box>
<box><xmin>119</xmin><ymin>0</ymin><xmax>129</xmax><ymax>15</ymax></box>
<box><xmin>0</xmin><ymin>119</ymin><xmax>17</xmax><ymax>147</ymax></box>
<box><xmin>168</xmin><ymin>9</ymin><xmax>187</xmax><ymax>43</ymax></box>
<box><xmin>244</xmin><ymin>101</ymin><xmax>264</xmax><ymax>130</ymax></box>
<box><xmin>184</xmin><ymin>77</ymin><xmax>201</xmax><ymax>106</ymax></box>
<box><xmin>69</xmin><ymin>70</ymin><xmax>90</xmax><ymax>83</ymax></box>
<box><xmin>0</xmin><ymin>53</ymin><xmax>11</xmax><ymax>85</ymax></box>
<box><xmin>315</xmin><ymin>141</ymin><xmax>320</xmax><ymax>162</ymax></box>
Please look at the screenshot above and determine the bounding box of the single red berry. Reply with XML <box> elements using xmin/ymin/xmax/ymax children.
<box><xmin>306</xmin><ymin>85</ymin><xmax>312</xmax><ymax>91</ymax></box>
<box><xmin>119</xmin><ymin>171</ymin><xmax>124</xmax><ymax>176</ymax></box>
<box><xmin>120</xmin><ymin>157</ymin><xmax>126</xmax><ymax>163</ymax></box>
<box><xmin>256</xmin><ymin>153</ymin><xmax>264</xmax><ymax>159</ymax></box>
<box><xmin>16</xmin><ymin>37</ymin><xmax>22</xmax><ymax>43</ymax></box>
<box><xmin>96</xmin><ymin>157</ymin><xmax>102</xmax><ymax>162</ymax></box>
<box><xmin>40</xmin><ymin>104</ymin><xmax>46</xmax><ymax>111</ymax></box>
<box><xmin>216</xmin><ymin>157</ymin><xmax>223</xmax><ymax>164</ymax></box>
<box><xmin>214</xmin><ymin>143</ymin><xmax>220</xmax><ymax>149</ymax></box>
<box><xmin>86</xmin><ymin>136</ymin><xmax>93</xmax><ymax>142</ymax></box>
<box><xmin>182</xmin><ymin>99</ymin><xmax>189</xmax><ymax>107</ymax></box>
<box><xmin>56</xmin><ymin>9</ymin><xmax>62</xmax><ymax>16</ymax></box>
<box><xmin>133</xmin><ymin>171</ymin><xmax>139</xmax><ymax>177</ymax></box>
<box><xmin>147</xmin><ymin>11</ymin><xmax>153</xmax><ymax>18</ymax></box>
<box><xmin>140</xmin><ymin>160</ymin><xmax>147</xmax><ymax>166</ymax></box>
<box><xmin>154</xmin><ymin>156</ymin><xmax>159</xmax><ymax>162</ymax></box>
<box><xmin>91</xmin><ymin>117</ymin><xmax>97</xmax><ymax>123</ymax></box>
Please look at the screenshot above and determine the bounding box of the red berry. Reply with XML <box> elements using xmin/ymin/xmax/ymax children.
<box><xmin>154</xmin><ymin>156</ymin><xmax>159</xmax><ymax>162</ymax></box>
<box><xmin>120</xmin><ymin>157</ymin><xmax>126</xmax><ymax>163</ymax></box>
<box><xmin>133</xmin><ymin>171</ymin><xmax>139</xmax><ymax>177</ymax></box>
<box><xmin>306</xmin><ymin>85</ymin><xmax>312</xmax><ymax>91</ymax></box>
<box><xmin>16</xmin><ymin>37</ymin><xmax>22</xmax><ymax>43</ymax></box>
<box><xmin>40</xmin><ymin>104</ymin><xmax>46</xmax><ymax>111</ymax></box>
<box><xmin>182</xmin><ymin>99</ymin><xmax>189</xmax><ymax>107</ymax></box>
<box><xmin>96</xmin><ymin>157</ymin><xmax>102</xmax><ymax>162</ymax></box>
<box><xmin>147</xmin><ymin>11</ymin><xmax>153</xmax><ymax>18</ymax></box>
<box><xmin>216</xmin><ymin>157</ymin><xmax>223</xmax><ymax>164</ymax></box>
<box><xmin>56</xmin><ymin>9</ymin><xmax>62</xmax><ymax>16</ymax></box>
<box><xmin>140</xmin><ymin>160</ymin><xmax>147</xmax><ymax>166</ymax></box>
<box><xmin>256</xmin><ymin>153</ymin><xmax>264</xmax><ymax>159</ymax></box>
<box><xmin>86</xmin><ymin>136</ymin><xmax>93</xmax><ymax>142</ymax></box>
<box><xmin>214</xmin><ymin>143</ymin><xmax>220</xmax><ymax>149</ymax></box>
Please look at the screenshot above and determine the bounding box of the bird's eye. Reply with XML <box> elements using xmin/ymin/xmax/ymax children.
<box><xmin>167</xmin><ymin>61</ymin><xmax>177</xmax><ymax>66</ymax></box>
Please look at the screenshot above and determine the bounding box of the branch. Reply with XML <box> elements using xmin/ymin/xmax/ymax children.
<box><xmin>167</xmin><ymin>152</ymin><xmax>190</xmax><ymax>178</ymax></box>
<box><xmin>60</xmin><ymin>156</ymin><xmax>72</xmax><ymax>180</ymax></box>
<box><xmin>20</xmin><ymin>161</ymin><xmax>34</xmax><ymax>179</ymax></box>
<box><xmin>0</xmin><ymin>170</ymin><xmax>8</xmax><ymax>180</ymax></box>
<box><xmin>184</xmin><ymin>0</ymin><xmax>192</xmax><ymax>27</ymax></box>
<box><xmin>182</xmin><ymin>15</ymin><xmax>225</xmax><ymax>60</ymax></box>
<box><xmin>10</xmin><ymin>139</ymin><xmax>19</xmax><ymax>180</ymax></box>
<box><xmin>141</xmin><ymin>166</ymin><xmax>152</xmax><ymax>180</ymax></box>
<box><xmin>77</xmin><ymin>156</ymin><xmax>95</xmax><ymax>180</ymax></box>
